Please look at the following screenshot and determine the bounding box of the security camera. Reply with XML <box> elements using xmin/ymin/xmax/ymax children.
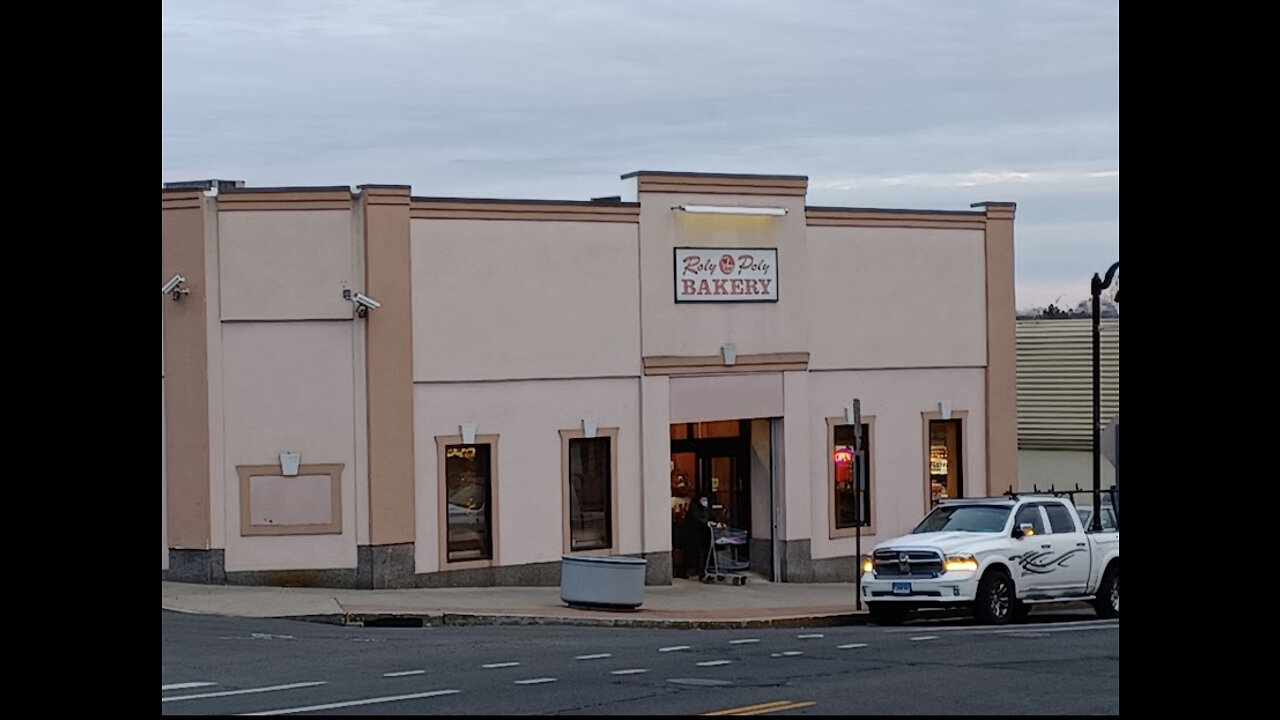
<box><xmin>162</xmin><ymin>274</ymin><xmax>186</xmax><ymax>295</ymax></box>
<box><xmin>342</xmin><ymin>287</ymin><xmax>381</xmax><ymax>317</ymax></box>
<box><xmin>162</xmin><ymin>274</ymin><xmax>189</xmax><ymax>300</ymax></box>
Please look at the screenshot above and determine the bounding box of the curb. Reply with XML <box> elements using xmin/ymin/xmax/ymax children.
<box><xmin>162</xmin><ymin>605</ymin><xmax>213</xmax><ymax>615</ymax></box>
<box><xmin>274</xmin><ymin>611</ymin><xmax>869</xmax><ymax>630</ymax></box>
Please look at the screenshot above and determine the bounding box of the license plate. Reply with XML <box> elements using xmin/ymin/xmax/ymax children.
<box><xmin>892</xmin><ymin>582</ymin><xmax>912</xmax><ymax>595</ymax></box>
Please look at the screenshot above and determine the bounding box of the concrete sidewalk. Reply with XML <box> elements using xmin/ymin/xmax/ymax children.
<box><xmin>163</xmin><ymin>574</ymin><xmax>870</xmax><ymax>629</ymax></box>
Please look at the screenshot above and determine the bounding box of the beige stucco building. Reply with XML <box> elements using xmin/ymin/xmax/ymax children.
<box><xmin>161</xmin><ymin>170</ymin><xmax>1018</xmax><ymax>588</ymax></box>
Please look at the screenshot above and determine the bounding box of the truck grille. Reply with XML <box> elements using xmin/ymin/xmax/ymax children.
<box><xmin>872</xmin><ymin>549</ymin><xmax>944</xmax><ymax>578</ymax></box>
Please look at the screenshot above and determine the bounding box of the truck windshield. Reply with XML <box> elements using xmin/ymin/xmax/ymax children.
<box><xmin>912</xmin><ymin>505</ymin><xmax>1011</xmax><ymax>533</ymax></box>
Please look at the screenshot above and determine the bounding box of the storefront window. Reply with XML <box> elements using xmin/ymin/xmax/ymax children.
<box><xmin>833</xmin><ymin>423</ymin><xmax>871</xmax><ymax>530</ymax></box>
<box><xmin>568</xmin><ymin>437</ymin><xmax>612</xmax><ymax>551</ymax></box>
<box><xmin>445</xmin><ymin>443</ymin><xmax>493</xmax><ymax>563</ymax></box>
<box><xmin>929</xmin><ymin>419</ymin><xmax>963</xmax><ymax>509</ymax></box>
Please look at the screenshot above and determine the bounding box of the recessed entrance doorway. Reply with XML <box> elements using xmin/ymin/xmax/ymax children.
<box><xmin>670</xmin><ymin>419</ymin><xmax>767</xmax><ymax>579</ymax></box>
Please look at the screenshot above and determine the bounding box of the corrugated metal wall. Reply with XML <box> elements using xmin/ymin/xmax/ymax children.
<box><xmin>1016</xmin><ymin>318</ymin><xmax>1119</xmax><ymax>451</ymax></box>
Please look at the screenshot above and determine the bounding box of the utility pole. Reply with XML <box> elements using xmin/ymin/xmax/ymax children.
<box><xmin>1090</xmin><ymin>262</ymin><xmax>1119</xmax><ymax>532</ymax></box>
<box><xmin>851</xmin><ymin>399</ymin><xmax>864</xmax><ymax>610</ymax></box>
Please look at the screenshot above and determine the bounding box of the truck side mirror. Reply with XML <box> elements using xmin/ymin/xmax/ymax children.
<box><xmin>1012</xmin><ymin>523</ymin><xmax>1035</xmax><ymax>539</ymax></box>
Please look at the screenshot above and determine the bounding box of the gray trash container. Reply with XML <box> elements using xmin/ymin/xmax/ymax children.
<box><xmin>560</xmin><ymin>554</ymin><xmax>647</xmax><ymax>611</ymax></box>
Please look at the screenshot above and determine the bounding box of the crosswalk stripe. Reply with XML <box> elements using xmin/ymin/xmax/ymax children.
<box><xmin>242</xmin><ymin>689</ymin><xmax>460</xmax><ymax>715</ymax></box>
<box><xmin>162</xmin><ymin>682</ymin><xmax>215</xmax><ymax>691</ymax></box>
<box><xmin>162</xmin><ymin>681</ymin><xmax>326</xmax><ymax>703</ymax></box>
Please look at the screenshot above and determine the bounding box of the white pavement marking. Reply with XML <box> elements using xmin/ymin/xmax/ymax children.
<box><xmin>729</xmin><ymin>638</ymin><xmax>760</xmax><ymax>645</ymax></box>
<box><xmin>910</xmin><ymin>636</ymin><xmax>940</xmax><ymax>641</ymax></box>
<box><xmin>514</xmin><ymin>678</ymin><xmax>558</xmax><ymax>685</ymax></box>
<box><xmin>242</xmin><ymin>689</ymin><xmax>460</xmax><ymax>715</ymax></box>
<box><xmin>989</xmin><ymin>624</ymin><xmax>1118</xmax><ymax>635</ymax></box>
<box><xmin>696</xmin><ymin>660</ymin><xmax>733</xmax><ymax>667</ymax></box>
<box><xmin>770</xmin><ymin>651</ymin><xmax>804</xmax><ymax>657</ymax></box>
<box><xmin>163</xmin><ymin>682</ymin><xmax>216</xmax><ymax>691</ymax></box>
<box><xmin>668</xmin><ymin>678</ymin><xmax>732</xmax><ymax>686</ymax></box>
<box><xmin>383</xmin><ymin>670</ymin><xmax>426</xmax><ymax>677</ymax></box>
<box><xmin>610</xmin><ymin>669</ymin><xmax>650</xmax><ymax>675</ymax></box>
<box><xmin>162</xmin><ymin>682</ymin><xmax>326</xmax><ymax>703</ymax></box>
<box><xmin>659</xmin><ymin>645</ymin><xmax>691</xmax><ymax>652</ymax></box>
<box><xmin>797</xmin><ymin>633</ymin><xmax>825</xmax><ymax>639</ymax></box>
<box><xmin>575</xmin><ymin>653</ymin><xmax>612</xmax><ymax>660</ymax></box>
<box><xmin>880</xmin><ymin>619</ymin><xmax>1117</xmax><ymax>635</ymax></box>
<box><xmin>251</xmin><ymin>633</ymin><xmax>294</xmax><ymax>640</ymax></box>
<box><xmin>838</xmin><ymin>643</ymin><xmax>869</xmax><ymax>649</ymax></box>
<box><xmin>481</xmin><ymin>662</ymin><xmax>521</xmax><ymax>669</ymax></box>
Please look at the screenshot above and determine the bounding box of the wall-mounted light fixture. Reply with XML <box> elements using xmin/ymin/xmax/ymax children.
<box><xmin>582</xmin><ymin>417</ymin><xmax>598</xmax><ymax>439</ymax></box>
<box><xmin>162</xmin><ymin>274</ymin><xmax>189</xmax><ymax>301</ymax></box>
<box><xmin>721</xmin><ymin>343</ymin><xmax>737</xmax><ymax>366</ymax></box>
<box><xmin>460</xmin><ymin>423</ymin><xmax>477</xmax><ymax>445</ymax></box>
<box><xmin>939</xmin><ymin>401</ymin><xmax>953</xmax><ymax>420</ymax></box>
<box><xmin>673</xmin><ymin>204</ymin><xmax>788</xmax><ymax>216</ymax></box>
<box><xmin>280</xmin><ymin>451</ymin><xmax>302</xmax><ymax>477</ymax></box>
<box><xmin>342</xmin><ymin>287</ymin><xmax>381</xmax><ymax>318</ymax></box>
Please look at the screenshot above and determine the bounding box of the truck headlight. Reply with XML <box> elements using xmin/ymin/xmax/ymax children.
<box><xmin>944</xmin><ymin>554</ymin><xmax>978</xmax><ymax>572</ymax></box>
<box><xmin>861</xmin><ymin>555</ymin><xmax>874</xmax><ymax>574</ymax></box>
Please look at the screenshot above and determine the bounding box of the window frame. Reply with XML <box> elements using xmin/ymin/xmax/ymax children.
<box><xmin>435</xmin><ymin>433</ymin><xmax>500</xmax><ymax>570</ymax></box>
<box><xmin>560</xmin><ymin>427</ymin><xmax>620</xmax><ymax>555</ymax></box>
<box><xmin>237</xmin><ymin>463</ymin><xmax>345</xmax><ymax>537</ymax></box>
<box><xmin>826</xmin><ymin>415</ymin><xmax>877</xmax><ymax>538</ymax></box>
<box><xmin>1043</xmin><ymin>502</ymin><xmax>1079</xmax><ymax>534</ymax></box>
<box><xmin>1014</xmin><ymin>504</ymin><xmax>1048</xmax><ymax>536</ymax></box>
<box><xmin>920</xmin><ymin>410</ymin><xmax>970</xmax><ymax>511</ymax></box>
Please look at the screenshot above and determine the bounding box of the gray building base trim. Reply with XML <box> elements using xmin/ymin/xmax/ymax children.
<box><xmin>408</xmin><ymin>559</ymin><xmax>562</xmax><ymax>588</ymax></box>
<box><xmin>163</xmin><ymin>548</ymin><xmax>365</xmax><ymax>589</ymax></box>
<box><xmin>163</xmin><ymin>549</ymin><xmax>225</xmax><ymax>584</ymax></box>
<box><xmin>358</xmin><ymin>543</ymin><xmax>416</xmax><ymax>589</ymax></box>
<box><xmin>643</xmin><ymin>551</ymin><xmax>672</xmax><ymax>585</ymax></box>
<box><xmin>748</xmin><ymin>537</ymin><xmax>772</xmax><ymax>577</ymax></box>
<box><xmin>161</xmin><ymin>547</ymin><xmax>679</xmax><ymax>589</ymax></box>
<box><xmin>779</xmin><ymin>539</ymin><xmax>859</xmax><ymax>583</ymax></box>
<box><xmin>226</xmin><ymin>567</ymin><xmax>361</xmax><ymax>589</ymax></box>
<box><xmin>406</xmin><ymin>552</ymin><xmax>673</xmax><ymax>588</ymax></box>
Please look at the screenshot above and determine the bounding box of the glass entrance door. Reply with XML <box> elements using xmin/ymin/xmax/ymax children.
<box><xmin>699</xmin><ymin>448</ymin><xmax>745</xmax><ymax>532</ymax></box>
<box><xmin>670</xmin><ymin>448</ymin><xmax>744</xmax><ymax>525</ymax></box>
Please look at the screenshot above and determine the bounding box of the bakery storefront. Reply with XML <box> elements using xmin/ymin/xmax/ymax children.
<box><xmin>161</xmin><ymin>170</ymin><xmax>1017</xmax><ymax>588</ymax></box>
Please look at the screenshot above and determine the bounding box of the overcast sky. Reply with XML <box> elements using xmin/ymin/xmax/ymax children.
<box><xmin>161</xmin><ymin>0</ymin><xmax>1118</xmax><ymax>311</ymax></box>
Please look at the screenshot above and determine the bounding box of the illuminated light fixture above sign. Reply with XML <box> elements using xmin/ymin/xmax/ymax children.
<box><xmin>673</xmin><ymin>204</ymin><xmax>788</xmax><ymax>216</ymax></box>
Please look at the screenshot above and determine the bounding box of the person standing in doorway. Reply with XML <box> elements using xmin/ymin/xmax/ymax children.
<box><xmin>681</xmin><ymin>495</ymin><xmax>716</xmax><ymax>579</ymax></box>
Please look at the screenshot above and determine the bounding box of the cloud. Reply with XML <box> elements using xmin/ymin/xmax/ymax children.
<box><xmin>814</xmin><ymin>168</ymin><xmax>1117</xmax><ymax>193</ymax></box>
<box><xmin>162</xmin><ymin>0</ymin><xmax>1119</xmax><ymax>298</ymax></box>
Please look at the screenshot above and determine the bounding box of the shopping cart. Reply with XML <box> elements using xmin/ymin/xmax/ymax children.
<box><xmin>702</xmin><ymin>524</ymin><xmax>750</xmax><ymax>585</ymax></box>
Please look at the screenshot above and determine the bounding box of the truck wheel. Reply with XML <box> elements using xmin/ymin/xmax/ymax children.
<box><xmin>974</xmin><ymin>569</ymin><xmax>1016</xmax><ymax>625</ymax></box>
<box><xmin>1093</xmin><ymin>565</ymin><xmax>1119</xmax><ymax>619</ymax></box>
<box><xmin>1010</xmin><ymin>599</ymin><xmax>1030</xmax><ymax>622</ymax></box>
<box><xmin>867</xmin><ymin>603</ymin><xmax>908</xmax><ymax>626</ymax></box>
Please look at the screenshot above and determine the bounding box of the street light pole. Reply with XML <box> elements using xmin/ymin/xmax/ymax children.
<box><xmin>1090</xmin><ymin>262</ymin><xmax>1119</xmax><ymax>532</ymax></box>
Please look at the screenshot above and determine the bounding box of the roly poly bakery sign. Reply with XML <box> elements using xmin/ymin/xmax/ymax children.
<box><xmin>673</xmin><ymin>248</ymin><xmax>779</xmax><ymax>303</ymax></box>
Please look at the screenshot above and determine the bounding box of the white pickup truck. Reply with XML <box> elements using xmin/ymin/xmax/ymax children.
<box><xmin>858</xmin><ymin>493</ymin><xmax>1119</xmax><ymax>625</ymax></box>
